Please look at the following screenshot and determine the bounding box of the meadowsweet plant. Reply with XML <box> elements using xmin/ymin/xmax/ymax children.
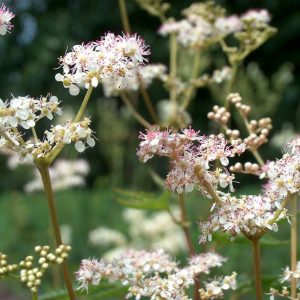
<box><xmin>0</xmin><ymin>1</ymin><xmax>299</xmax><ymax>300</ymax></box>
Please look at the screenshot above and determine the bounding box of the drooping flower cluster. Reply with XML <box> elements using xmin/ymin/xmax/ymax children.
<box><xmin>137</xmin><ymin>127</ymin><xmax>245</xmax><ymax>195</ymax></box>
<box><xmin>199</xmin><ymin>194</ymin><xmax>286</xmax><ymax>243</ymax></box>
<box><xmin>102</xmin><ymin>64</ymin><xmax>167</xmax><ymax>97</ymax></box>
<box><xmin>76</xmin><ymin>249</ymin><xmax>236</xmax><ymax>299</ymax></box>
<box><xmin>0</xmin><ymin>3</ymin><xmax>14</xmax><ymax>35</ymax></box>
<box><xmin>55</xmin><ymin>33</ymin><xmax>150</xmax><ymax>96</ymax></box>
<box><xmin>263</xmin><ymin>137</ymin><xmax>300</xmax><ymax>200</ymax></box>
<box><xmin>24</xmin><ymin>158</ymin><xmax>90</xmax><ymax>192</ymax></box>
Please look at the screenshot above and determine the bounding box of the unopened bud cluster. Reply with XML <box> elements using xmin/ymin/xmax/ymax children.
<box><xmin>0</xmin><ymin>252</ymin><xmax>18</xmax><ymax>278</ymax></box>
<box><xmin>20</xmin><ymin>245</ymin><xmax>71</xmax><ymax>293</ymax></box>
<box><xmin>230</xmin><ymin>162</ymin><xmax>260</xmax><ymax>175</ymax></box>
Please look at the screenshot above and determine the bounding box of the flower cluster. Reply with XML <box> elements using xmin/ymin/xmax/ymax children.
<box><xmin>263</xmin><ymin>137</ymin><xmax>300</xmax><ymax>200</ymax></box>
<box><xmin>55</xmin><ymin>33</ymin><xmax>150</xmax><ymax>95</ymax></box>
<box><xmin>0</xmin><ymin>95</ymin><xmax>61</xmax><ymax>129</ymax></box>
<box><xmin>0</xmin><ymin>245</ymin><xmax>71</xmax><ymax>293</ymax></box>
<box><xmin>199</xmin><ymin>194</ymin><xmax>286</xmax><ymax>243</ymax></box>
<box><xmin>137</xmin><ymin>127</ymin><xmax>245</xmax><ymax>195</ymax></box>
<box><xmin>199</xmin><ymin>272</ymin><xmax>237</xmax><ymax>299</ymax></box>
<box><xmin>0</xmin><ymin>3</ymin><xmax>14</xmax><ymax>35</ymax></box>
<box><xmin>102</xmin><ymin>63</ymin><xmax>167</xmax><ymax>97</ymax></box>
<box><xmin>159</xmin><ymin>1</ymin><xmax>271</xmax><ymax>49</ymax></box>
<box><xmin>24</xmin><ymin>158</ymin><xmax>90</xmax><ymax>192</ymax></box>
<box><xmin>269</xmin><ymin>261</ymin><xmax>300</xmax><ymax>299</ymax></box>
<box><xmin>45</xmin><ymin>117</ymin><xmax>95</xmax><ymax>153</ymax></box>
<box><xmin>76</xmin><ymin>249</ymin><xmax>235</xmax><ymax>299</ymax></box>
<box><xmin>0</xmin><ymin>94</ymin><xmax>95</xmax><ymax>161</ymax></box>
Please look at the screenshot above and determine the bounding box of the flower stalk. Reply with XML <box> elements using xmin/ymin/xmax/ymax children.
<box><xmin>290</xmin><ymin>195</ymin><xmax>298</xmax><ymax>298</ymax></box>
<box><xmin>37</xmin><ymin>162</ymin><xmax>76</xmax><ymax>300</ymax></box>
<box><xmin>178</xmin><ymin>193</ymin><xmax>201</xmax><ymax>300</ymax></box>
<box><xmin>251</xmin><ymin>238</ymin><xmax>263</xmax><ymax>300</ymax></box>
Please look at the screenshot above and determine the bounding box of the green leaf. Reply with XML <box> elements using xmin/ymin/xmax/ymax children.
<box><xmin>260</xmin><ymin>235</ymin><xmax>289</xmax><ymax>246</ymax></box>
<box><xmin>114</xmin><ymin>189</ymin><xmax>170</xmax><ymax>211</ymax></box>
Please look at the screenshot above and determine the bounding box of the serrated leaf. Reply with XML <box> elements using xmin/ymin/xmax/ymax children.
<box><xmin>114</xmin><ymin>189</ymin><xmax>170</xmax><ymax>211</ymax></box>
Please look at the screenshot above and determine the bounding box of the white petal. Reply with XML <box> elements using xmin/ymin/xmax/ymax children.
<box><xmin>75</xmin><ymin>141</ymin><xmax>85</xmax><ymax>152</ymax></box>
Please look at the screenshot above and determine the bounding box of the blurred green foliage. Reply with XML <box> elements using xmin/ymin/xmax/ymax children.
<box><xmin>1</xmin><ymin>0</ymin><xmax>300</xmax><ymax>298</ymax></box>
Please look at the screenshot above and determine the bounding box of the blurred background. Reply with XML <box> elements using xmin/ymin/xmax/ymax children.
<box><xmin>0</xmin><ymin>0</ymin><xmax>300</xmax><ymax>299</ymax></box>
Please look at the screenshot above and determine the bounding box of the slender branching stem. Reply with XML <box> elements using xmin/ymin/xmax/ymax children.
<box><xmin>118</xmin><ymin>1</ymin><xmax>159</xmax><ymax>124</ymax></box>
<box><xmin>0</xmin><ymin>128</ymin><xmax>21</xmax><ymax>151</ymax></box>
<box><xmin>182</xmin><ymin>51</ymin><xmax>201</xmax><ymax>109</ymax></box>
<box><xmin>178</xmin><ymin>193</ymin><xmax>201</xmax><ymax>300</ymax></box>
<box><xmin>169</xmin><ymin>33</ymin><xmax>178</xmax><ymax>104</ymax></box>
<box><xmin>290</xmin><ymin>195</ymin><xmax>298</xmax><ymax>298</ymax></box>
<box><xmin>240</xmin><ymin>114</ymin><xmax>265</xmax><ymax>167</ymax></box>
<box><xmin>224</xmin><ymin>64</ymin><xmax>238</xmax><ymax>110</ymax></box>
<box><xmin>268</xmin><ymin>193</ymin><xmax>293</xmax><ymax>225</ymax></box>
<box><xmin>118</xmin><ymin>0</ymin><xmax>131</xmax><ymax>34</ymax></box>
<box><xmin>120</xmin><ymin>92</ymin><xmax>152</xmax><ymax>129</ymax></box>
<box><xmin>251</xmin><ymin>150</ymin><xmax>265</xmax><ymax>167</ymax></box>
<box><xmin>195</xmin><ymin>167</ymin><xmax>222</xmax><ymax>205</ymax></box>
<box><xmin>178</xmin><ymin>193</ymin><xmax>195</xmax><ymax>255</ymax></box>
<box><xmin>138</xmin><ymin>77</ymin><xmax>160</xmax><ymax>124</ymax></box>
<box><xmin>251</xmin><ymin>238</ymin><xmax>263</xmax><ymax>300</ymax></box>
<box><xmin>37</xmin><ymin>163</ymin><xmax>76</xmax><ymax>300</ymax></box>
<box><xmin>74</xmin><ymin>85</ymin><xmax>94</xmax><ymax>123</ymax></box>
<box><xmin>32</xmin><ymin>127</ymin><xmax>39</xmax><ymax>144</ymax></box>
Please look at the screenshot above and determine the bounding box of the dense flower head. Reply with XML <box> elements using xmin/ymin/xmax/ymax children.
<box><xmin>214</xmin><ymin>15</ymin><xmax>243</xmax><ymax>35</ymax></box>
<box><xmin>55</xmin><ymin>32</ymin><xmax>150</xmax><ymax>96</ymax></box>
<box><xmin>263</xmin><ymin>137</ymin><xmax>300</xmax><ymax>200</ymax></box>
<box><xmin>0</xmin><ymin>3</ymin><xmax>14</xmax><ymax>35</ymax></box>
<box><xmin>158</xmin><ymin>4</ymin><xmax>272</xmax><ymax>49</ymax></box>
<box><xmin>77</xmin><ymin>249</ymin><xmax>234</xmax><ymax>299</ymax></box>
<box><xmin>199</xmin><ymin>194</ymin><xmax>286</xmax><ymax>243</ymax></box>
<box><xmin>159</xmin><ymin>15</ymin><xmax>213</xmax><ymax>48</ymax></box>
<box><xmin>137</xmin><ymin>127</ymin><xmax>245</xmax><ymax>195</ymax></box>
<box><xmin>241</xmin><ymin>9</ymin><xmax>271</xmax><ymax>26</ymax></box>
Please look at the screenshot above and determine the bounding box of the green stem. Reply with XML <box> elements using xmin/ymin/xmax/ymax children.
<box><xmin>178</xmin><ymin>193</ymin><xmax>200</xmax><ymax>300</ymax></box>
<box><xmin>290</xmin><ymin>195</ymin><xmax>298</xmax><ymax>298</ymax></box>
<box><xmin>37</xmin><ymin>163</ymin><xmax>76</xmax><ymax>300</ymax></box>
<box><xmin>251</xmin><ymin>150</ymin><xmax>265</xmax><ymax>167</ymax></box>
<box><xmin>169</xmin><ymin>33</ymin><xmax>178</xmax><ymax>104</ymax></box>
<box><xmin>268</xmin><ymin>193</ymin><xmax>292</xmax><ymax>225</ymax></box>
<box><xmin>182</xmin><ymin>51</ymin><xmax>201</xmax><ymax>109</ymax></box>
<box><xmin>224</xmin><ymin>64</ymin><xmax>238</xmax><ymax>110</ymax></box>
<box><xmin>32</xmin><ymin>127</ymin><xmax>39</xmax><ymax>144</ymax></box>
<box><xmin>138</xmin><ymin>76</ymin><xmax>160</xmax><ymax>124</ymax></box>
<box><xmin>120</xmin><ymin>92</ymin><xmax>152</xmax><ymax>128</ymax></box>
<box><xmin>178</xmin><ymin>193</ymin><xmax>194</xmax><ymax>255</ymax></box>
<box><xmin>118</xmin><ymin>0</ymin><xmax>131</xmax><ymax>33</ymax></box>
<box><xmin>74</xmin><ymin>85</ymin><xmax>93</xmax><ymax>123</ymax></box>
<box><xmin>32</xmin><ymin>292</ymin><xmax>38</xmax><ymax>300</ymax></box>
<box><xmin>251</xmin><ymin>238</ymin><xmax>263</xmax><ymax>300</ymax></box>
